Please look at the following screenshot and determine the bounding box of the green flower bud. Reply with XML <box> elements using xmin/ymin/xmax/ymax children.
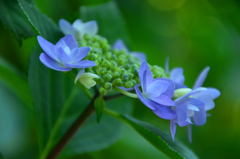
<box><xmin>112</xmin><ymin>78</ymin><xmax>122</xmax><ymax>86</ymax></box>
<box><xmin>99</xmin><ymin>87</ymin><xmax>107</xmax><ymax>95</ymax></box>
<box><xmin>124</xmin><ymin>81</ymin><xmax>133</xmax><ymax>88</ymax></box>
<box><xmin>104</xmin><ymin>82</ymin><xmax>112</xmax><ymax>90</ymax></box>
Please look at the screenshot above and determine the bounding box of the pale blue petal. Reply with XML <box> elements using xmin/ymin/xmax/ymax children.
<box><xmin>65</xmin><ymin>60</ymin><xmax>96</xmax><ymax>68</ymax></box>
<box><xmin>153</xmin><ymin>106</ymin><xmax>176</xmax><ymax>120</ymax></box>
<box><xmin>161</xmin><ymin>78</ymin><xmax>175</xmax><ymax>97</ymax></box>
<box><xmin>72</xmin><ymin>19</ymin><xmax>83</xmax><ymax>30</ymax></box>
<box><xmin>73</xmin><ymin>19</ymin><xmax>98</xmax><ymax>36</ymax></box>
<box><xmin>192</xmin><ymin>88</ymin><xmax>220</xmax><ymax>111</ymax></box>
<box><xmin>170</xmin><ymin>68</ymin><xmax>185</xmax><ymax>88</ymax></box>
<box><xmin>39</xmin><ymin>53</ymin><xmax>71</xmax><ymax>71</ymax></box>
<box><xmin>56</xmin><ymin>47</ymin><xmax>71</xmax><ymax>63</ymax></box>
<box><xmin>150</xmin><ymin>95</ymin><xmax>175</xmax><ymax>106</ymax></box>
<box><xmin>59</xmin><ymin>19</ymin><xmax>75</xmax><ymax>35</ymax></box>
<box><xmin>170</xmin><ymin>120</ymin><xmax>177</xmax><ymax>140</ymax></box>
<box><xmin>185</xmin><ymin>98</ymin><xmax>206</xmax><ymax>126</ymax></box>
<box><xmin>135</xmin><ymin>86</ymin><xmax>156</xmax><ymax>110</ymax></box>
<box><xmin>56</xmin><ymin>34</ymin><xmax>78</xmax><ymax>49</ymax></box>
<box><xmin>146</xmin><ymin>79</ymin><xmax>169</xmax><ymax>98</ymax></box>
<box><xmin>131</xmin><ymin>52</ymin><xmax>146</xmax><ymax>61</ymax></box>
<box><xmin>37</xmin><ymin>36</ymin><xmax>58</xmax><ymax>61</ymax></box>
<box><xmin>70</xmin><ymin>47</ymin><xmax>90</xmax><ymax>63</ymax></box>
<box><xmin>139</xmin><ymin>61</ymin><xmax>153</xmax><ymax>92</ymax></box>
<box><xmin>175</xmin><ymin>87</ymin><xmax>206</xmax><ymax>104</ymax></box>
<box><xmin>193</xmin><ymin>104</ymin><xmax>206</xmax><ymax>126</ymax></box>
<box><xmin>176</xmin><ymin>102</ymin><xmax>190</xmax><ymax>126</ymax></box>
<box><xmin>66</xmin><ymin>60</ymin><xmax>96</xmax><ymax>68</ymax></box>
<box><xmin>193</xmin><ymin>67</ymin><xmax>210</xmax><ymax>89</ymax></box>
<box><xmin>113</xmin><ymin>39</ymin><xmax>128</xmax><ymax>51</ymax></box>
<box><xmin>81</xmin><ymin>21</ymin><xmax>98</xmax><ymax>35</ymax></box>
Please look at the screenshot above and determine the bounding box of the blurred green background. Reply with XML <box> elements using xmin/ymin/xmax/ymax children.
<box><xmin>0</xmin><ymin>0</ymin><xmax>240</xmax><ymax>158</ymax></box>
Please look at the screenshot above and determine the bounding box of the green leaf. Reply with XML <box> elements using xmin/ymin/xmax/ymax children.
<box><xmin>19</xmin><ymin>0</ymin><xmax>64</xmax><ymax>151</ymax></box>
<box><xmin>0</xmin><ymin>0</ymin><xmax>35</xmax><ymax>42</ymax></box>
<box><xmin>94</xmin><ymin>96</ymin><xmax>106</xmax><ymax>122</ymax></box>
<box><xmin>0</xmin><ymin>58</ymin><xmax>32</xmax><ymax>109</ymax></box>
<box><xmin>80</xmin><ymin>1</ymin><xmax>129</xmax><ymax>43</ymax></box>
<box><xmin>60</xmin><ymin>97</ymin><xmax>133</xmax><ymax>158</ymax></box>
<box><xmin>105</xmin><ymin>109</ymin><xmax>198</xmax><ymax>159</ymax></box>
<box><xmin>29</xmin><ymin>50</ymin><xmax>73</xmax><ymax>151</ymax></box>
<box><xmin>18</xmin><ymin>0</ymin><xmax>62</xmax><ymax>41</ymax></box>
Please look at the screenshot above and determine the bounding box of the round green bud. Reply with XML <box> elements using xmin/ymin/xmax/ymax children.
<box><xmin>112</xmin><ymin>78</ymin><xmax>122</xmax><ymax>86</ymax></box>
<box><xmin>104</xmin><ymin>82</ymin><xmax>112</xmax><ymax>90</ymax></box>
<box><xmin>99</xmin><ymin>87</ymin><xmax>107</xmax><ymax>95</ymax></box>
<box><xmin>124</xmin><ymin>81</ymin><xmax>134</xmax><ymax>88</ymax></box>
<box><xmin>103</xmin><ymin>74</ymin><xmax>112</xmax><ymax>81</ymax></box>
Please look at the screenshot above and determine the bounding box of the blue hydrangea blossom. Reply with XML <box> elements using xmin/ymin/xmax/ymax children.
<box><xmin>135</xmin><ymin>61</ymin><xmax>176</xmax><ymax>120</ymax></box>
<box><xmin>38</xmin><ymin>34</ymin><xmax>95</xmax><ymax>71</ymax></box>
<box><xmin>170</xmin><ymin>67</ymin><xmax>220</xmax><ymax>140</ymax></box>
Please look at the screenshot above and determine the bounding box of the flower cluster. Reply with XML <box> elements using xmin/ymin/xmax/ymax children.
<box><xmin>37</xmin><ymin>18</ymin><xmax>220</xmax><ymax>141</ymax></box>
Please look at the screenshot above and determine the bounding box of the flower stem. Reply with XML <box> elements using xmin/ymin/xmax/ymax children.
<box><xmin>46</xmin><ymin>92</ymin><xmax>99</xmax><ymax>159</ymax></box>
<box><xmin>114</xmin><ymin>87</ymin><xmax>138</xmax><ymax>99</ymax></box>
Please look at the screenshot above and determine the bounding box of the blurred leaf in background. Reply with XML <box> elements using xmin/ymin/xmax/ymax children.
<box><xmin>0</xmin><ymin>0</ymin><xmax>240</xmax><ymax>159</ymax></box>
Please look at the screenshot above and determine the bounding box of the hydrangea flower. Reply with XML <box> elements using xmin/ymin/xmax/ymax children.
<box><xmin>170</xmin><ymin>67</ymin><xmax>220</xmax><ymax>140</ymax></box>
<box><xmin>59</xmin><ymin>19</ymin><xmax>98</xmax><ymax>39</ymax></box>
<box><xmin>135</xmin><ymin>61</ymin><xmax>176</xmax><ymax>120</ymax></box>
<box><xmin>38</xmin><ymin>34</ymin><xmax>96</xmax><ymax>71</ymax></box>
<box><xmin>113</xmin><ymin>39</ymin><xmax>146</xmax><ymax>62</ymax></box>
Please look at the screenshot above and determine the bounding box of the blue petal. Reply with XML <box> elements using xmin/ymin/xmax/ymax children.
<box><xmin>56</xmin><ymin>34</ymin><xmax>78</xmax><ymax>49</ymax></box>
<box><xmin>131</xmin><ymin>52</ymin><xmax>146</xmax><ymax>61</ymax></box>
<box><xmin>170</xmin><ymin>68</ymin><xmax>185</xmax><ymax>88</ymax></box>
<box><xmin>139</xmin><ymin>61</ymin><xmax>153</xmax><ymax>93</ymax></box>
<box><xmin>56</xmin><ymin>47</ymin><xmax>72</xmax><ymax>64</ymax></box>
<box><xmin>59</xmin><ymin>19</ymin><xmax>75</xmax><ymax>35</ymax></box>
<box><xmin>193</xmin><ymin>67</ymin><xmax>210</xmax><ymax>89</ymax></box>
<box><xmin>153</xmin><ymin>106</ymin><xmax>176</xmax><ymax>120</ymax></box>
<box><xmin>146</xmin><ymin>79</ymin><xmax>169</xmax><ymax>98</ymax></box>
<box><xmin>82</xmin><ymin>21</ymin><xmax>98</xmax><ymax>35</ymax></box>
<box><xmin>113</xmin><ymin>39</ymin><xmax>128</xmax><ymax>51</ymax></box>
<box><xmin>170</xmin><ymin>120</ymin><xmax>177</xmax><ymax>140</ymax></box>
<box><xmin>161</xmin><ymin>78</ymin><xmax>175</xmax><ymax>97</ymax></box>
<box><xmin>73</xmin><ymin>19</ymin><xmax>98</xmax><ymax>36</ymax></box>
<box><xmin>175</xmin><ymin>87</ymin><xmax>206</xmax><ymax>104</ymax></box>
<box><xmin>39</xmin><ymin>53</ymin><xmax>71</xmax><ymax>71</ymax></box>
<box><xmin>70</xmin><ymin>47</ymin><xmax>90</xmax><ymax>63</ymax></box>
<box><xmin>193</xmin><ymin>104</ymin><xmax>206</xmax><ymax>126</ymax></box>
<box><xmin>193</xmin><ymin>88</ymin><xmax>220</xmax><ymax>111</ymax></box>
<box><xmin>186</xmin><ymin>98</ymin><xmax>206</xmax><ymax>126</ymax></box>
<box><xmin>37</xmin><ymin>36</ymin><xmax>58</xmax><ymax>61</ymax></box>
<box><xmin>65</xmin><ymin>60</ymin><xmax>96</xmax><ymax>68</ymax></box>
<box><xmin>150</xmin><ymin>95</ymin><xmax>175</xmax><ymax>106</ymax></box>
<box><xmin>176</xmin><ymin>102</ymin><xmax>190</xmax><ymax>126</ymax></box>
<box><xmin>135</xmin><ymin>86</ymin><xmax>156</xmax><ymax>110</ymax></box>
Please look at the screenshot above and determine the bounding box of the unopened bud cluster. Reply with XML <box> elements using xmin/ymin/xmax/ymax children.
<box><xmin>79</xmin><ymin>34</ymin><xmax>166</xmax><ymax>95</ymax></box>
